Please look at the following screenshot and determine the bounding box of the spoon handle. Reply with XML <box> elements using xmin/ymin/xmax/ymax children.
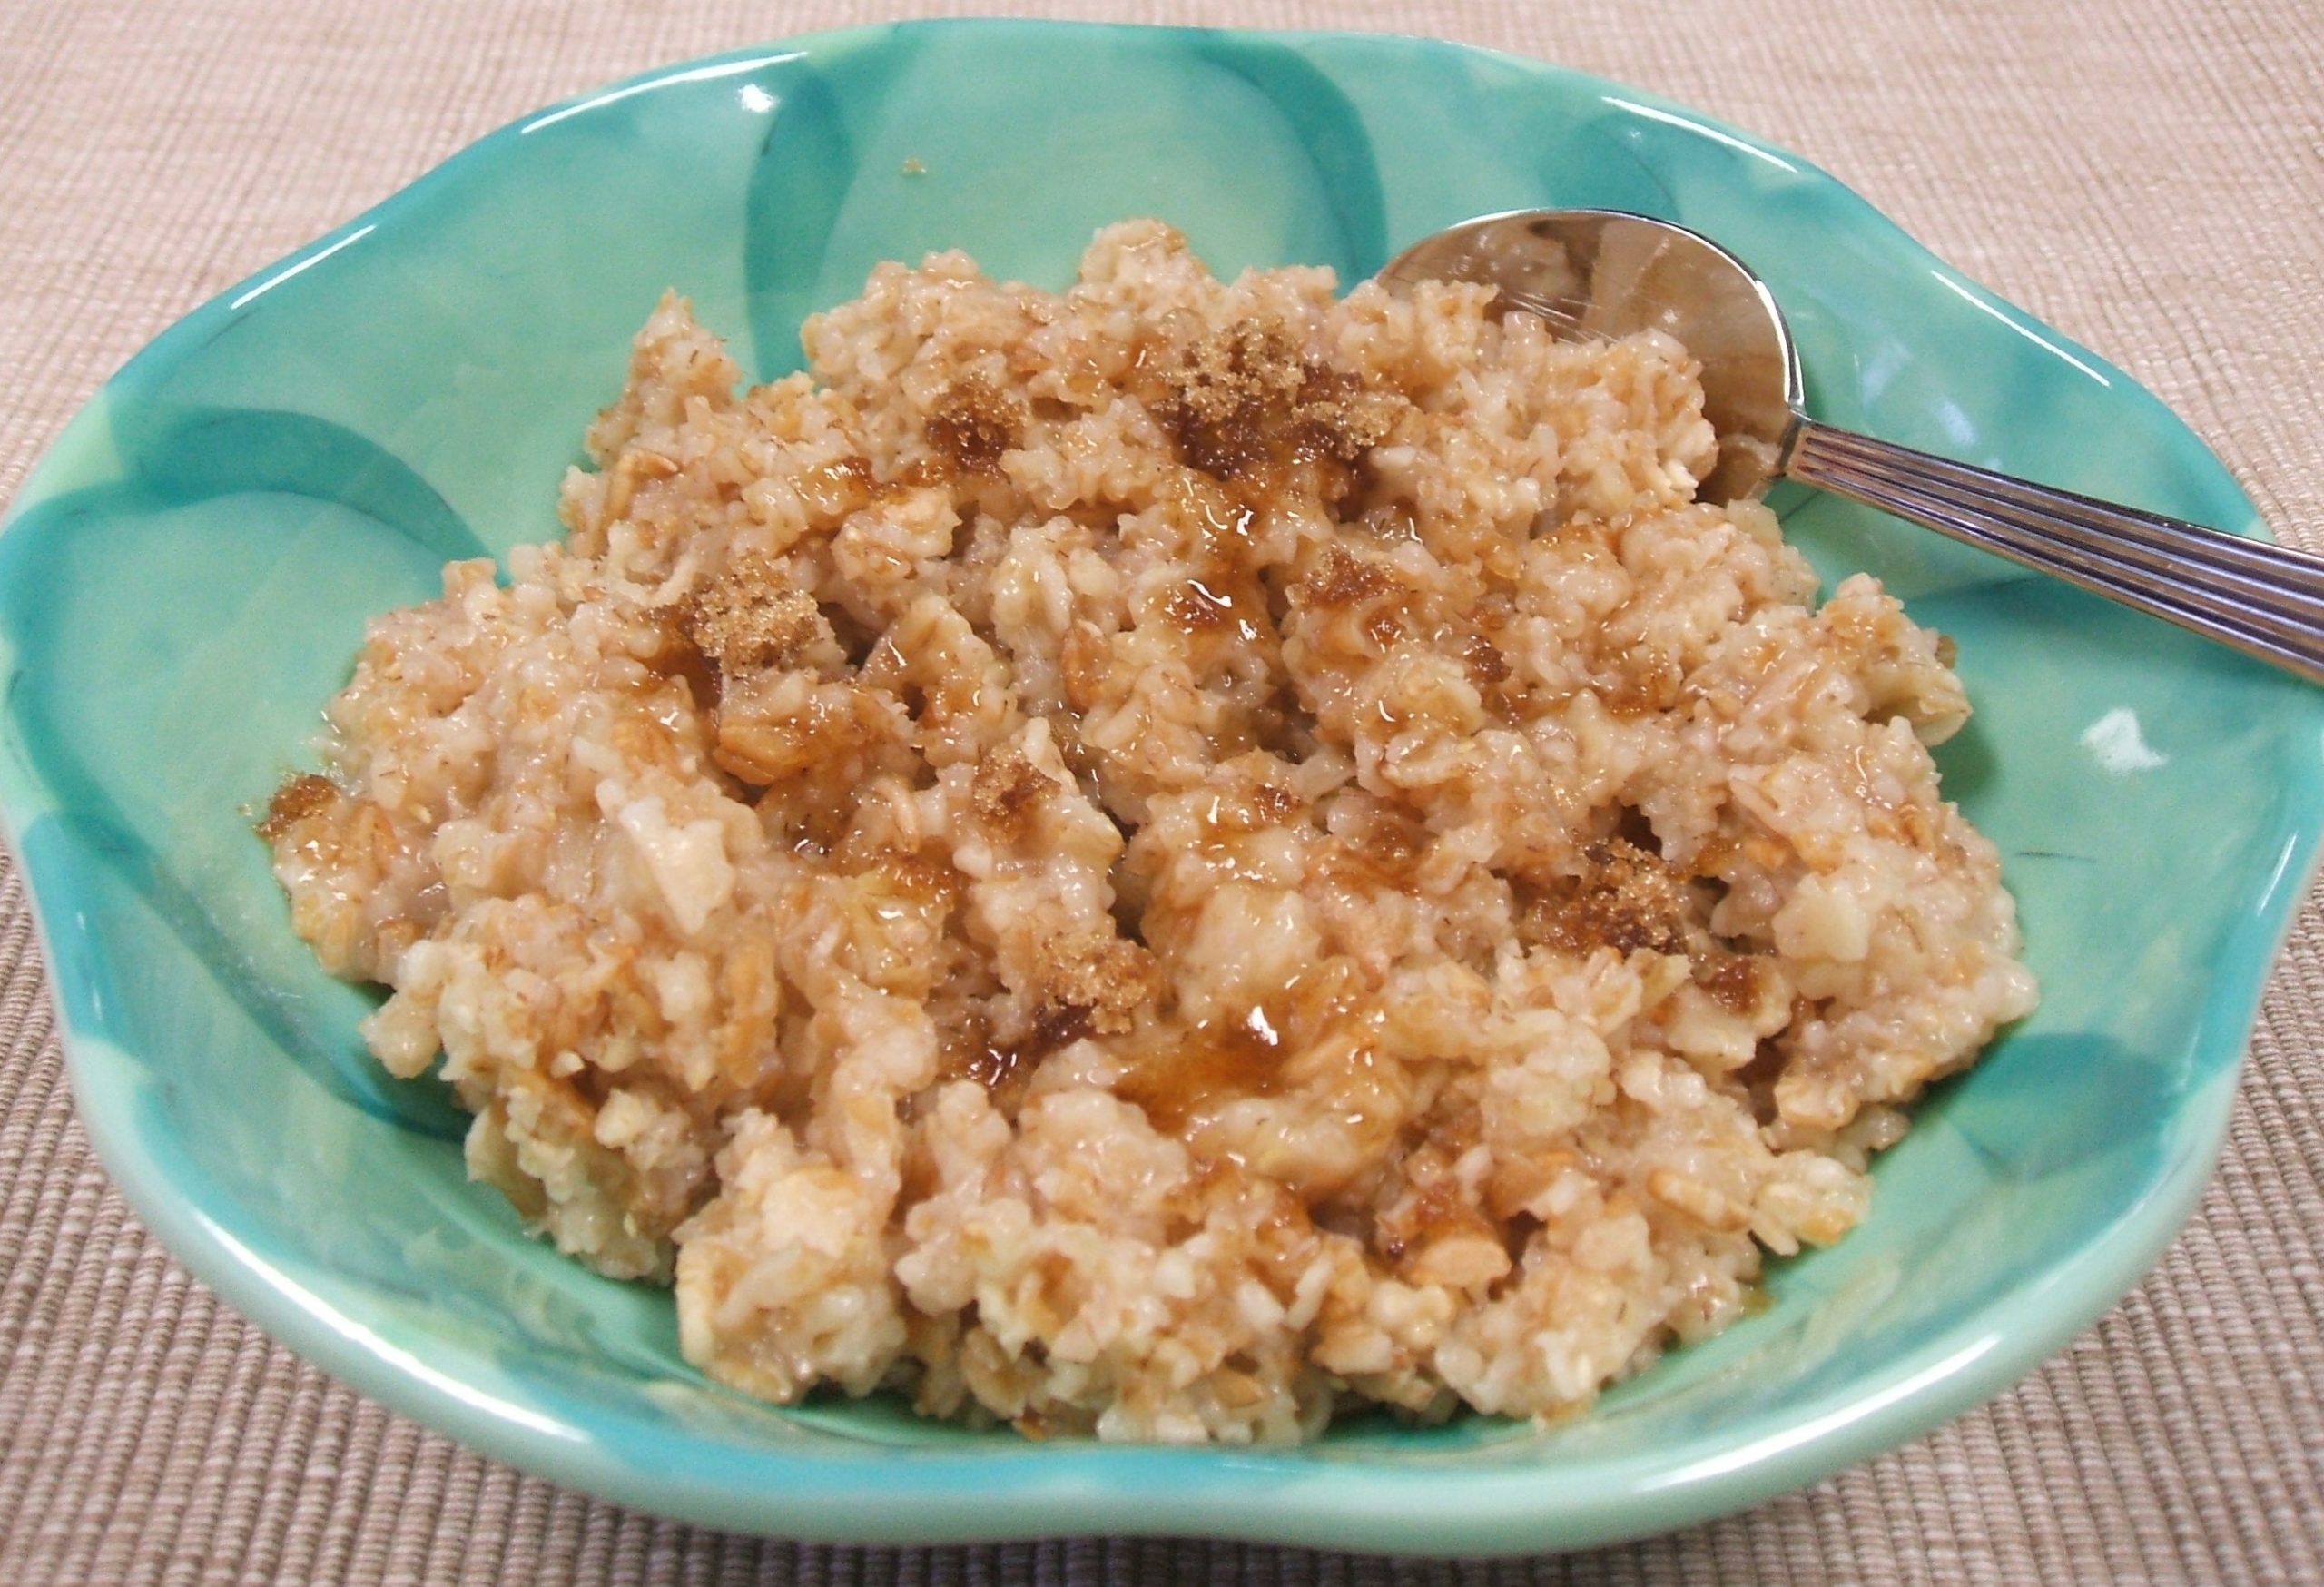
<box><xmin>1784</xmin><ymin>421</ymin><xmax>2324</xmax><ymax>686</ymax></box>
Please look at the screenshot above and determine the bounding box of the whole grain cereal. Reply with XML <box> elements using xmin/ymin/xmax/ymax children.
<box><xmin>262</xmin><ymin>221</ymin><xmax>2037</xmax><ymax>1442</ymax></box>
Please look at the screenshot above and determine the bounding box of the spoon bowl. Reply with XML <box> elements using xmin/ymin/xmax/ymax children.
<box><xmin>1381</xmin><ymin>209</ymin><xmax>2324</xmax><ymax>685</ymax></box>
<box><xmin>1381</xmin><ymin>208</ymin><xmax>1801</xmax><ymax>502</ymax></box>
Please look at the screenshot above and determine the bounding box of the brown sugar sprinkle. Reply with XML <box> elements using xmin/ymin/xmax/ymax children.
<box><xmin>1284</xmin><ymin>368</ymin><xmax>1402</xmax><ymax>465</ymax></box>
<box><xmin>1157</xmin><ymin>321</ymin><xmax>1303</xmax><ymax>478</ymax></box>
<box><xmin>1155</xmin><ymin>320</ymin><xmax>1404</xmax><ymax>486</ymax></box>
<box><xmin>1517</xmin><ymin>837</ymin><xmax>1693</xmax><ymax>957</ymax></box>
<box><xmin>924</xmin><ymin>375</ymin><xmax>1021</xmax><ymax>474</ymax></box>
<box><xmin>257</xmin><ymin>773</ymin><xmax>339</xmax><ymax>841</ymax></box>
<box><xmin>684</xmin><ymin>557</ymin><xmax>827</xmax><ymax>674</ymax></box>
<box><xmin>970</xmin><ymin>746</ymin><xmax>1052</xmax><ymax>840</ymax></box>
<box><xmin>1031</xmin><ymin>929</ymin><xmax>1160</xmax><ymax>1043</ymax></box>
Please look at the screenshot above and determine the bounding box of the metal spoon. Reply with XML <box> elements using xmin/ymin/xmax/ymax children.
<box><xmin>1379</xmin><ymin>209</ymin><xmax>2324</xmax><ymax>685</ymax></box>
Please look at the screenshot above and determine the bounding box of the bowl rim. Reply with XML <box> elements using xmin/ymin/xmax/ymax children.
<box><xmin>6</xmin><ymin>16</ymin><xmax>2320</xmax><ymax>1557</ymax></box>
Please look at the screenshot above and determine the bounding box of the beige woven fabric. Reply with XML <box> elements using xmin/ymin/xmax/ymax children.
<box><xmin>2</xmin><ymin>0</ymin><xmax>2319</xmax><ymax>1580</ymax></box>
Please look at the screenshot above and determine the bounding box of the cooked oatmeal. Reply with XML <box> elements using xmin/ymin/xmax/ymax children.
<box><xmin>263</xmin><ymin>221</ymin><xmax>2036</xmax><ymax>1442</ymax></box>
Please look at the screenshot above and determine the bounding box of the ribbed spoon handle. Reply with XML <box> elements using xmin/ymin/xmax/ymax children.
<box><xmin>1785</xmin><ymin>421</ymin><xmax>2324</xmax><ymax>685</ymax></box>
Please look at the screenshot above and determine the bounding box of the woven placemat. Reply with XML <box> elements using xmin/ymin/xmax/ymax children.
<box><xmin>2</xmin><ymin>1</ymin><xmax>2319</xmax><ymax>1581</ymax></box>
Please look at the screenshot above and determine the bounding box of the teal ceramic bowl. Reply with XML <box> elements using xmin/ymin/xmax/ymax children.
<box><xmin>2</xmin><ymin>20</ymin><xmax>2317</xmax><ymax>1556</ymax></box>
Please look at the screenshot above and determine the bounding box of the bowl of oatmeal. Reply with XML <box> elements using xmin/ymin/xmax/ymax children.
<box><xmin>2</xmin><ymin>21</ymin><xmax>2316</xmax><ymax>1554</ymax></box>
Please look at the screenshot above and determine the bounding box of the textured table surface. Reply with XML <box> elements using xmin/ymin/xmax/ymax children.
<box><xmin>3</xmin><ymin>1</ymin><xmax>2320</xmax><ymax>1582</ymax></box>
